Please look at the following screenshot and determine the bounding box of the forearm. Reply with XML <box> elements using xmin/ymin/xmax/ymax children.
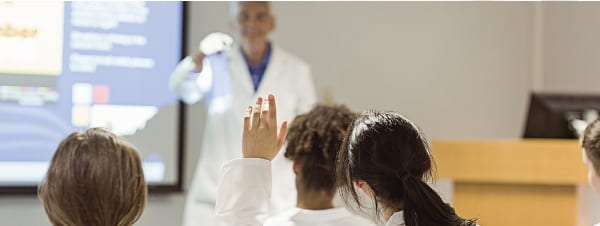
<box><xmin>169</xmin><ymin>56</ymin><xmax>212</xmax><ymax>104</ymax></box>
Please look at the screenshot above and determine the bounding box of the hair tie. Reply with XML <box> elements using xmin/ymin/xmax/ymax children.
<box><xmin>394</xmin><ymin>171</ymin><xmax>411</xmax><ymax>180</ymax></box>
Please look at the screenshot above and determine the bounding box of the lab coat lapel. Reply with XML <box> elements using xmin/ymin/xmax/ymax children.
<box><xmin>228</xmin><ymin>47</ymin><xmax>255</xmax><ymax>96</ymax></box>
<box><xmin>255</xmin><ymin>45</ymin><xmax>282</xmax><ymax>96</ymax></box>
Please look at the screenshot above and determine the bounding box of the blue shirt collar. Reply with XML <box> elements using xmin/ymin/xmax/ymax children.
<box><xmin>241</xmin><ymin>42</ymin><xmax>272</xmax><ymax>91</ymax></box>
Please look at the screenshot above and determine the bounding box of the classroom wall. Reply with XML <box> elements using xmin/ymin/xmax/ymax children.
<box><xmin>541</xmin><ymin>2</ymin><xmax>600</xmax><ymax>94</ymax></box>
<box><xmin>186</xmin><ymin>2</ymin><xmax>535</xmax><ymax>140</ymax></box>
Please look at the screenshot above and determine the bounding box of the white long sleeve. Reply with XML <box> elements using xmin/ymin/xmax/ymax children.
<box><xmin>169</xmin><ymin>56</ymin><xmax>213</xmax><ymax>104</ymax></box>
<box><xmin>215</xmin><ymin>158</ymin><xmax>272</xmax><ymax>226</ymax></box>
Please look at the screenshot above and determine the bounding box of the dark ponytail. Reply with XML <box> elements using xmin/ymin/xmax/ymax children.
<box><xmin>336</xmin><ymin>110</ymin><xmax>476</xmax><ymax>226</ymax></box>
<box><xmin>402</xmin><ymin>176</ymin><xmax>469</xmax><ymax>226</ymax></box>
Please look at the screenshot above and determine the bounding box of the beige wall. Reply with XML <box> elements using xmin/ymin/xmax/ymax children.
<box><xmin>542</xmin><ymin>2</ymin><xmax>600</xmax><ymax>94</ymax></box>
<box><xmin>271</xmin><ymin>2</ymin><xmax>534</xmax><ymax>139</ymax></box>
<box><xmin>4</xmin><ymin>2</ymin><xmax>600</xmax><ymax>226</ymax></box>
<box><xmin>187</xmin><ymin>2</ymin><xmax>535</xmax><ymax>140</ymax></box>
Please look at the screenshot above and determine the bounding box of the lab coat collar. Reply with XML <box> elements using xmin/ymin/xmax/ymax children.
<box><xmin>385</xmin><ymin>211</ymin><xmax>405</xmax><ymax>226</ymax></box>
<box><xmin>228</xmin><ymin>43</ymin><xmax>283</xmax><ymax>96</ymax></box>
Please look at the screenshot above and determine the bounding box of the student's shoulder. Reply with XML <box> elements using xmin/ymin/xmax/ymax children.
<box><xmin>333</xmin><ymin>208</ymin><xmax>375</xmax><ymax>226</ymax></box>
<box><xmin>264</xmin><ymin>218</ymin><xmax>294</xmax><ymax>226</ymax></box>
<box><xmin>343</xmin><ymin>214</ymin><xmax>376</xmax><ymax>226</ymax></box>
<box><xmin>264</xmin><ymin>208</ymin><xmax>301</xmax><ymax>226</ymax></box>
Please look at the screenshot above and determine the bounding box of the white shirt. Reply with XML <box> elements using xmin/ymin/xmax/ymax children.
<box><xmin>385</xmin><ymin>211</ymin><xmax>406</xmax><ymax>226</ymax></box>
<box><xmin>216</xmin><ymin>159</ymin><xmax>404</xmax><ymax>226</ymax></box>
<box><xmin>265</xmin><ymin>207</ymin><xmax>374</xmax><ymax>226</ymax></box>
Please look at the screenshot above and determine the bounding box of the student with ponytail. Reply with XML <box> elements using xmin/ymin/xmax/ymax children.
<box><xmin>337</xmin><ymin>110</ymin><xmax>477</xmax><ymax>226</ymax></box>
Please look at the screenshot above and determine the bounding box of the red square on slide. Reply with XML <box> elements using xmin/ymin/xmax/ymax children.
<box><xmin>93</xmin><ymin>85</ymin><xmax>109</xmax><ymax>104</ymax></box>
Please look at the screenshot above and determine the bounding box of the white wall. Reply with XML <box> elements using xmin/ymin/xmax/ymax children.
<box><xmin>4</xmin><ymin>2</ymin><xmax>600</xmax><ymax>226</ymax></box>
<box><xmin>271</xmin><ymin>2</ymin><xmax>535</xmax><ymax>139</ymax></box>
<box><xmin>542</xmin><ymin>2</ymin><xmax>600</xmax><ymax>94</ymax></box>
<box><xmin>185</xmin><ymin>2</ymin><xmax>536</xmax><ymax>139</ymax></box>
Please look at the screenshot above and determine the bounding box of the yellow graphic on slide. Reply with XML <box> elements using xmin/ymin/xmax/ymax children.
<box><xmin>0</xmin><ymin>2</ymin><xmax>64</xmax><ymax>76</ymax></box>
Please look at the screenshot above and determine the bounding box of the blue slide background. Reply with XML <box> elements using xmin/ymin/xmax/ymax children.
<box><xmin>0</xmin><ymin>2</ymin><xmax>182</xmax><ymax>169</ymax></box>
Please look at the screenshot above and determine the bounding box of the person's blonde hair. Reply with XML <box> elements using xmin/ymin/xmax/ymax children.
<box><xmin>39</xmin><ymin>128</ymin><xmax>147</xmax><ymax>226</ymax></box>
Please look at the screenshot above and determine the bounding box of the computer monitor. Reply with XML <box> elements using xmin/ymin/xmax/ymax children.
<box><xmin>523</xmin><ymin>93</ymin><xmax>600</xmax><ymax>139</ymax></box>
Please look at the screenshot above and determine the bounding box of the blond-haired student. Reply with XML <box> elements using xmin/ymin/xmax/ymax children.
<box><xmin>39</xmin><ymin>128</ymin><xmax>146</xmax><ymax>226</ymax></box>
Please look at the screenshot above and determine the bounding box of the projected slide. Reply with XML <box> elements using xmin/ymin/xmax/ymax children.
<box><xmin>0</xmin><ymin>2</ymin><xmax>183</xmax><ymax>186</ymax></box>
<box><xmin>0</xmin><ymin>2</ymin><xmax>64</xmax><ymax>76</ymax></box>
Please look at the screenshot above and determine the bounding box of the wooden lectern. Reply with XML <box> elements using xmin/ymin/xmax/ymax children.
<box><xmin>431</xmin><ymin>139</ymin><xmax>587</xmax><ymax>226</ymax></box>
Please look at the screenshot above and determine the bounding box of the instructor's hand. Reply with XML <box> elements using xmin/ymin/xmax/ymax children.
<box><xmin>191</xmin><ymin>52</ymin><xmax>205</xmax><ymax>72</ymax></box>
<box><xmin>242</xmin><ymin>94</ymin><xmax>287</xmax><ymax>161</ymax></box>
<box><xmin>193</xmin><ymin>32</ymin><xmax>233</xmax><ymax>72</ymax></box>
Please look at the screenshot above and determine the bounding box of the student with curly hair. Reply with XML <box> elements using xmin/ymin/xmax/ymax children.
<box><xmin>264</xmin><ymin>104</ymin><xmax>372</xmax><ymax>226</ymax></box>
<box><xmin>39</xmin><ymin>128</ymin><xmax>147</xmax><ymax>226</ymax></box>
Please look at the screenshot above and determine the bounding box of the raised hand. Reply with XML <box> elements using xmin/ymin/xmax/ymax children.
<box><xmin>242</xmin><ymin>94</ymin><xmax>287</xmax><ymax>161</ymax></box>
<box><xmin>193</xmin><ymin>32</ymin><xmax>233</xmax><ymax>72</ymax></box>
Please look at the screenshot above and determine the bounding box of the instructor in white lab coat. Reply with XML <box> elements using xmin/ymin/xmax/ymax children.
<box><xmin>170</xmin><ymin>2</ymin><xmax>317</xmax><ymax>226</ymax></box>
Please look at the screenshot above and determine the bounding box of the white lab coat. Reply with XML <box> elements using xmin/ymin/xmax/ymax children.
<box><xmin>215</xmin><ymin>158</ymin><xmax>404</xmax><ymax>226</ymax></box>
<box><xmin>172</xmin><ymin>45</ymin><xmax>317</xmax><ymax>226</ymax></box>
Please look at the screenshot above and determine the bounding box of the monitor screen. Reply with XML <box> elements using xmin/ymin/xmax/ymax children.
<box><xmin>523</xmin><ymin>93</ymin><xmax>600</xmax><ymax>139</ymax></box>
<box><xmin>0</xmin><ymin>2</ymin><xmax>185</xmax><ymax>192</ymax></box>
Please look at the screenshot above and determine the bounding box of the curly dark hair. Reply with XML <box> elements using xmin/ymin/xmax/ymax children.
<box><xmin>284</xmin><ymin>104</ymin><xmax>357</xmax><ymax>193</ymax></box>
